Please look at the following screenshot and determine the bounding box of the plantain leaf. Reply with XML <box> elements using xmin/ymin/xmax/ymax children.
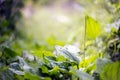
<box><xmin>100</xmin><ymin>61</ymin><xmax>120</xmax><ymax>80</ymax></box>
<box><xmin>96</xmin><ymin>58</ymin><xmax>112</xmax><ymax>73</ymax></box>
<box><xmin>69</xmin><ymin>68</ymin><xmax>93</xmax><ymax>80</ymax></box>
<box><xmin>55</xmin><ymin>45</ymin><xmax>81</xmax><ymax>64</ymax></box>
<box><xmin>86</xmin><ymin>15</ymin><xmax>101</xmax><ymax>39</ymax></box>
<box><xmin>76</xmin><ymin>70</ymin><xmax>93</xmax><ymax>80</ymax></box>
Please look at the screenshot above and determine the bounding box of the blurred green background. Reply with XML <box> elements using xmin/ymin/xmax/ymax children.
<box><xmin>17</xmin><ymin>0</ymin><xmax>112</xmax><ymax>44</ymax></box>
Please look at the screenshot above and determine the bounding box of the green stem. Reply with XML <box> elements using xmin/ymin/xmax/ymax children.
<box><xmin>83</xmin><ymin>16</ymin><xmax>87</xmax><ymax>64</ymax></box>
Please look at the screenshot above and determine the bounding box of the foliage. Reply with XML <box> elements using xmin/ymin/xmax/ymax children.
<box><xmin>0</xmin><ymin>46</ymin><xmax>93</xmax><ymax>80</ymax></box>
<box><xmin>80</xmin><ymin>55</ymin><xmax>98</xmax><ymax>74</ymax></box>
<box><xmin>86</xmin><ymin>15</ymin><xmax>101</xmax><ymax>39</ymax></box>
<box><xmin>55</xmin><ymin>45</ymin><xmax>81</xmax><ymax>64</ymax></box>
<box><xmin>0</xmin><ymin>0</ymin><xmax>120</xmax><ymax>80</ymax></box>
<box><xmin>96</xmin><ymin>20</ymin><xmax>120</xmax><ymax>80</ymax></box>
<box><xmin>100</xmin><ymin>61</ymin><xmax>120</xmax><ymax>80</ymax></box>
<box><xmin>0</xmin><ymin>15</ymin><xmax>119</xmax><ymax>80</ymax></box>
<box><xmin>96</xmin><ymin>58</ymin><xmax>112</xmax><ymax>73</ymax></box>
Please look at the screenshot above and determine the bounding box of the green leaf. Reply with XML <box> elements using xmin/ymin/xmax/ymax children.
<box><xmin>15</xmin><ymin>75</ymin><xmax>24</xmax><ymax>80</ymax></box>
<box><xmin>24</xmin><ymin>72</ymin><xmax>41</xmax><ymax>80</ymax></box>
<box><xmin>96</xmin><ymin>58</ymin><xmax>112</xmax><ymax>73</ymax></box>
<box><xmin>56</xmin><ymin>55</ymin><xmax>67</xmax><ymax>62</ymax></box>
<box><xmin>33</xmin><ymin>50</ymin><xmax>54</xmax><ymax>58</ymax></box>
<box><xmin>100</xmin><ymin>61</ymin><xmax>120</xmax><ymax>80</ymax></box>
<box><xmin>49</xmin><ymin>66</ymin><xmax>60</xmax><ymax>76</ymax></box>
<box><xmin>86</xmin><ymin>15</ymin><xmax>101</xmax><ymax>39</ymax></box>
<box><xmin>80</xmin><ymin>55</ymin><xmax>98</xmax><ymax>72</ymax></box>
<box><xmin>41</xmin><ymin>66</ymin><xmax>48</xmax><ymax>73</ymax></box>
<box><xmin>55</xmin><ymin>45</ymin><xmax>80</xmax><ymax>64</ymax></box>
<box><xmin>69</xmin><ymin>68</ymin><xmax>93</xmax><ymax>80</ymax></box>
<box><xmin>76</xmin><ymin>70</ymin><xmax>93</xmax><ymax>80</ymax></box>
<box><xmin>2</xmin><ymin>46</ymin><xmax>18</xmax><ymax>58</ymax></box>
<box><xmin>43</xmin><ymin>77</ymin><xmax>51</xmax><ymax>80</ymax></box>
